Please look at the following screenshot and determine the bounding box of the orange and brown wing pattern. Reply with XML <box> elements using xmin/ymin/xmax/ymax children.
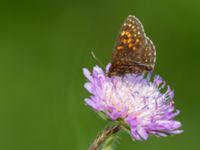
<box><xmin>108</xmin><ymin>15</ymin><xmax>156</xmax><ymax>76</ymax></box>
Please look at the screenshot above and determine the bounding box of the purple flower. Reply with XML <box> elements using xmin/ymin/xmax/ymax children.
<box><xmin>83</xmin><ymin>64</ymin><xmax>183</xmax><ymax>141</ymax></box>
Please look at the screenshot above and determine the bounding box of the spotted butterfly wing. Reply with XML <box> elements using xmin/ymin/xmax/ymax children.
<box><xmin>108</xmin><ymin>15</ymin><xmax>156</xmax><ymax>76</ymax></box>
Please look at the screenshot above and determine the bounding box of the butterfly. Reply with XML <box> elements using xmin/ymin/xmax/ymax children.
<box><xmin>108</xmin><ymin>15</ymin><xmax>156</xmax><ymax>77</ymax></box>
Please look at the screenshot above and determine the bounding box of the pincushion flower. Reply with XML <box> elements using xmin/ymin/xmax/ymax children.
<box><xmin>83</xmin><ymin>64</ymin><xmax>183</xmax><ymax>141</ymax></box>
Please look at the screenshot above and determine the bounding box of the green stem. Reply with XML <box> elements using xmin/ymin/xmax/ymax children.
<box><xmin>89</xmin><ymin>124</ymin><xmax>121</xmax><ymax>150</ymax></box>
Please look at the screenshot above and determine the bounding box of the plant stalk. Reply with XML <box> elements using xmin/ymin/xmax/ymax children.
<box><xmin>89</xmin><ymin>124</ymin><xmax>121</xmax><ymax>150</ymax></box>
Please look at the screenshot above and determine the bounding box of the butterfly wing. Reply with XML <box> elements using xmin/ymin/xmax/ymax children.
<box><xmin>108</xmin><ymin>15</ymin><xmax>156</xmax><ymax>76</ymax></box>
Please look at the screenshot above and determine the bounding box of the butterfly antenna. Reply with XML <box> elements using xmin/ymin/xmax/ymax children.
<box><xmin>91</xmin><ymin>51</ymin><xmax>105</xmax><ymax>68</ymax></box>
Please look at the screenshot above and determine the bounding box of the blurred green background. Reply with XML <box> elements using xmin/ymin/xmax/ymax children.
<box><xmin>0</xmin><ymin>0</ymin><xmax>199</xmax><ymax>150</ymax></box>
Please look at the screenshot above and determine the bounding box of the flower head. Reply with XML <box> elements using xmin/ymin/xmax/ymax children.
<box><xmin>83</xmin><ymin>64</ymin><xmax>183</xmax><ymax>140</ymax></box>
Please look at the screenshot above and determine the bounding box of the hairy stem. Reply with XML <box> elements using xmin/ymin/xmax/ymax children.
<box><xmin>89</xmin><ymin>124</ymin><xmax>121</xmax><ymax>150</ymax></box>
